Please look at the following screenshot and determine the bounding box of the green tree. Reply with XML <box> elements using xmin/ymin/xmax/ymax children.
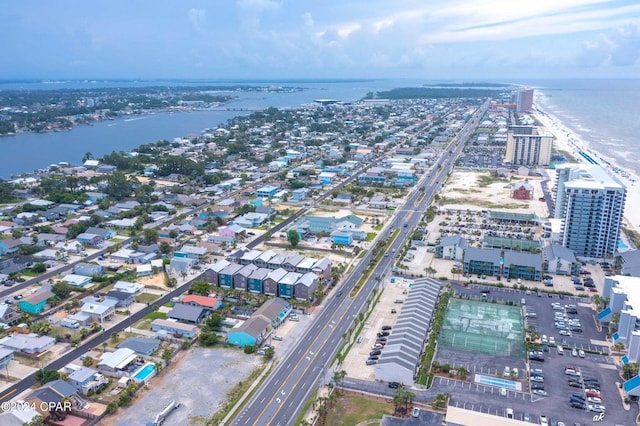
<box><xmin>199</xmin><ymin>331</ymin><xmax>218</xmax><ymax>346</ymax></box>
<box><xmin>204</xmin><ymin>313</ymin><xmax>223</xmax><ymax>331</ymax></box>
<box><xmin>51</xmin><ymin>282</ymin><xmax>75</xmax><ymax>299</ymax></box>
<box><xmin>159</xmin><ymin>241</ymin><xmax>172</xmax><ymax>254</ymax></box>
<box><xmin>190</xmin><ymin>280</ymin><xmax>211</xmax><ymax>295</ymax></box>
<box><xmin>287</xmin><ymin>229</ymin><xmax>300</xmax><ymax>248</ymax></box>
<box><xmin>244</xmin><ymin>344</ymin><xmax>256</xmax><ymax>354</ymax></box>
<box><xmin>106</xmin><ymin>402</ymin><xmax>118</xmax><ymax>414</ymax></box>
<box><xmin>142</xmin><ymin>228</ymin><xmax>159</xmax><ymax>245</ymax></box>
<box><xmin>110</xmin><ymin>332</ymin><xmax>119</xmax><ymax>343</ymax></box>
<box><xmin>82</xmin><ymin>356</ymin><xmax>94</xmax><ymax>367</ymax></box>
<box><xmin>264</xmin><ymin>346</ymin><xmax>275</xmax><ymax>359</ymax></box>
<box><xmin>161</xmin><ymin>349</ymin><xmax>174</xmax><ymax>364</ymax></box>
<box><xmin>31</xmin><ymin>263</ymin><xmax>47</xmax><ymax>273</ymax></box>
<box><xmin>623</xmin><ymin>362</ymin><xmax>639</xmax><ymax>380</ymax></box>
<box><xmin>35</xmin><ymin>369</ymin><xmax>61</xmax><ymax>385</ymax></box>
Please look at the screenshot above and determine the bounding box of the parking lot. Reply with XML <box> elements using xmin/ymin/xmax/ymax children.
<box><xmin>443</xmin><ymin>284</ymin><xmax>637</xmax><ymax>424</ymax></box>
<box><xmin>340</xmin><ymin>277</ymin><xmax>412</xmax><ymax>381</ymax></box>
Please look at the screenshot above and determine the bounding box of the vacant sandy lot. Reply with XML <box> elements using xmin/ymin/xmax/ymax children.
<box><xmin>105</xmin><ymin>347</ymin><xmax>262</xmax><ymax>426</ymax></box>
<box><xmin>440</xmin><ymin>170</ymin><xmax>549</xmax><ymax>218</ymax></box>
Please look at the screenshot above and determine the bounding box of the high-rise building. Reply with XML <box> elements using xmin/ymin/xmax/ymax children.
<box><xmin>505</xmin><ymin>125</ymin><xmax>553</xmax><ymax>166</ymax></box>
<box><xmin>553</xmin><ymin>163</ymin><xmax>626</xmax><ymax>258</ymax></box>
<box><xmin>516</xmin><ymin>88</ymin><xmax>534</xmax><ymax>112</ymax></box>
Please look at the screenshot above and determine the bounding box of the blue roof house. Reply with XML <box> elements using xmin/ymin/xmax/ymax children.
<box><xmin>256</xmin><ymin>185</ymin><xmax>279</xmax><ymax>198</ymax></box>
<box><xmin>331</xmin><ymin>229</ymin><xmax>353</xmax><ymax>245</ymax></box>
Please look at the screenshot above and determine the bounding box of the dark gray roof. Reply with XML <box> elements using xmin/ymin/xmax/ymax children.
<box><xmin>503</xmin><ymin>250</ymin><xmax>542</xmax><ymax>269</ymax></box>
<box><xmin>106</xmin><ymin>290</ymin><xmax>134</xmax><ymax>301</ymax></box>
<box><xmin>46</xmin><ymin>379</ymin><xmax>77</xmax><ymax>397</ymax></box>
<box><xmin>27</xmin><ymin>386</ymin><xmax>64</xmax><ymax>404</ymax></box>
<box><xmin>381</xmin><ymin>409</ymin><xmax>444</xmax><ymax>426</ymax></box>
<box><xmin>168</xmin><ymin>303</ymin><xmax>206</xmax><ymax>323</ymax></box>
<box><xmin>118</xmin><ymin>337</ymin><xmax>160</xmax><ymax>355</ymax></box>
<box><xmin>543</xmin><ymin>243</ymin><xmax>577</xmax><ymax>262</ymax></box>
<box><xmin>463</xmin><ymin>247</ymin><xmax>502</xmax><ymax>264</ymax></box>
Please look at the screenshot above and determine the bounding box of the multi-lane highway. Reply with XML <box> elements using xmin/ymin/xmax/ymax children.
<box><xmin>231</xmin><ymin>100</ymin><xmax>489</xmax><ymax>425</ymax></box>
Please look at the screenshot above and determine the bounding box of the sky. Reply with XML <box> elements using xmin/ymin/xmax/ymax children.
<box><xmin>1</xmin><ymin>0</ymin><xmax>639</xmax><ymax>80</ymax></box>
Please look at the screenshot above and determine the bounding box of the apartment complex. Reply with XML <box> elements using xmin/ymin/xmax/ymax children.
<box><xmin>505</xmin><ymin>125</ymin><xmax>552</xmax><ymax>166</ymax></box>
<box><xmin>515</xmin><ymin>88</ymin><xmax>534</xmax><ymax>112</ymax></box>
<box><xmin>554</xmin><ymin>163</ymin><xmax>626</xmax><ymax>258</ymax></box>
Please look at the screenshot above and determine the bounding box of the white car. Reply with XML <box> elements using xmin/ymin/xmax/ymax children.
<box><xmin>549</xmin><ymin>337</ymin><xmax>556</xmax><ymax>345</ymax></box>
<box><xmin>587</xmin><ymin>396</ymin><xmax>602</xmax><ymax>404</ymax></box>
<box><xmin>533</xmin><ymin>389</ymin><xmax>548</xmax><ymax>396</ymax></box>
<box><xmin>540</xmin><ymin>415</ymin><xmax>549</xmax><ymax>426</ymax></box>
<box><xmin>588</xmin><ymin>404</ymin><xmax>605</xmax><ymax>413</ymax></box>
<box><xmin>531</xmin><ymin>376</ymin><xmax>544</xmax><ymax>383</ymax></box>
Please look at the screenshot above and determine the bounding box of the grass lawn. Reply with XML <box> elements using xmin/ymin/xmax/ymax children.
<box><xmin>143</xmin><ymin>311</ymin><xmax>167</xmax><ymax>321</ymax></box>
<box><xmin>325</xmin><ymin>392</ymin><xmax>394</xmax><ymax>426</ymax></box>
<box><xmin>136</xmin><ymin>293</ymin><xmax>161</xmax><ymax>304</ymax></box>
<box><xmin>365</xmin><ymin>232</ymin><xmax>376</xmax><ymax>242</ymax></box>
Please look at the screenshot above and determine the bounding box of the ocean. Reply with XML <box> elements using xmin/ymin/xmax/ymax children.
<box><xmin>1</xmin><ymin>78</ymin><xmax>638</xmax><ymax>178</ymax></box>
<box><xmin>525</xmin><ymin>78</ymin><xmax>640</xmax><ymax>178</ymax></box>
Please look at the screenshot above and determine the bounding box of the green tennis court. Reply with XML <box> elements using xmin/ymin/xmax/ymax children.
<box><xmin>438</xmin><ymin>298</ymin><xmax>525</xmax><ymax>359</ymax></box>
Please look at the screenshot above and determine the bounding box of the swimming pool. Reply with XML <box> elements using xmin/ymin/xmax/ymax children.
<box><xmin>133</xmin><ymin>363</ymin><xmax>156</xmax><ymax>381</ymax></box>
<box><xmin>474</xmin><ymin>374</ymin><xmax>522</xmax><ymax>391</ymax></box>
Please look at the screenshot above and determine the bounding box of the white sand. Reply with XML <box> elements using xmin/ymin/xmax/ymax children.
<box><xmin>532</xmin><ymin>97</ymin><xmax>640</xmax><ymax>233</ymax></box>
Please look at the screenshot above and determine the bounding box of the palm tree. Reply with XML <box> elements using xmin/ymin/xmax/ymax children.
<box><xmin>333</xmin><ymin>370</ymin><xmax>347</xmax><ymax>392</ymax></box>
<box><xmin>456</xmin><ymin>366</ymin><xmax>469</xmax><ymax>380</ymax></box>
<box><xmin>90</xmin><ymin>322</ymin><xmax>101</xmax><ymax>333</ymax></box>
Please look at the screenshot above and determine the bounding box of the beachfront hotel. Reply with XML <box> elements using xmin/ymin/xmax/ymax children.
<box><xmin>504</xmin><ymin>125</ymin><xmax>553</xmax><ymax>166</ymax></box>
<box><xmin>511</xmin><ymin>88</ymin><xmax>534</xmax><ymax>112</ymax></box>
<box><xmin>554</xmin><ymin>163</ymin><xmax>626</xmax><ymax>258</ymax></box>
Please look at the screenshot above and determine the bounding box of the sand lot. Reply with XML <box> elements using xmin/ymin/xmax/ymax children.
<box><xmin>105</xmin><ymin>347</ymin><xmax>262</xmax><ymax>426</ymax></box>
<box><xmin>439</xmin><ymin>170</ymin><xmax>549</xmax><ymax>218</ymax></box>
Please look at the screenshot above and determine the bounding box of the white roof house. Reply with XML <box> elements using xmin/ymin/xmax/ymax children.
<box><xmin>114</xmin><ymin>281</ymin><xmax>144</xmax><ymax>294</ymax></box>
<box><xmin>62</xmin><ymin>274</ymin><xmax>93</xmax><ymax>288</ymax></box>
<box><xmin>98</xmin><ymin>348</ymin><xmax>137</xmax><ymax>372</ymax></box>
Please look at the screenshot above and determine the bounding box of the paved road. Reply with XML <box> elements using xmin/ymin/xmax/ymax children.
<box><xmin>230</xmin><ymin>101</ymin><xmax>489</xmax><ymax>425</ymax></box>
<box><xmin>0</xmin><ymin>269</ymin><xmax>205</xmax><ymax>403</ymax></box>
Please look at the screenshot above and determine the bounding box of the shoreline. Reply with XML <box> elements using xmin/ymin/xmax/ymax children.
<box><xmin>532</xmin><ymin>93</ymin><xmax>640</xmax><ymax>234</ymax></box>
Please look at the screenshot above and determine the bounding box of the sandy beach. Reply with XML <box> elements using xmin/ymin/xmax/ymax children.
<box><xmin>532</xmin><ymin>97</ymin><xmax>640</xmax><ymax>234</ymax></box>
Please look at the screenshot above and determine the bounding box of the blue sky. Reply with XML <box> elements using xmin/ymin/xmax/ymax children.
<box><xmin>2</xmin><ymin>0</ymin><xmax>639</xmax><ymax>79</ymax></box>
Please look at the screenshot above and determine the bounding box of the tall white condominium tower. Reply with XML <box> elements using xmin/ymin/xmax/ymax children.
<box><xmin>505</xmin><ymin>126</ymin><xmax>553</xmax><ymax>166</ymax></box>
<box><xmin>554</xmin><ymin>163</ymin><xmax>626</xmax><ymax>258</ymax></box>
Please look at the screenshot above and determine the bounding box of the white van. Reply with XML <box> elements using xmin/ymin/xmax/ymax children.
<box><xmin>541</xmin><ymin>335</ymin><xmax>548</xmax><ymax>344</ymax></box>
<box><xmin>557</xmin><ymin>346</ymin><xmax>564</xmax><ymax>355</ymax></box>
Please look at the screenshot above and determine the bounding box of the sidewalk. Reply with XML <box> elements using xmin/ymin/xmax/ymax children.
<box><xmin>219</xmin><ymin>359</ymin><xmax>275</xmax><ymax>426</ymax></box>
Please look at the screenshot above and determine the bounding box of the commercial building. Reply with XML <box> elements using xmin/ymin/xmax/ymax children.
<box><xmin>505</xmin><ymin>126</ymin><xmax>552</xmax><ymax>166</ymax></box>
<box><xmin>554</xmin><ymin>163</ymin><xmax>626</xmax><ymax>258</ymax></box>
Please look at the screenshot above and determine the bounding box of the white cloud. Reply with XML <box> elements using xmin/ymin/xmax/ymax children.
<box><xmin>188</xmin><ymin>8</ymin><xmax>207</xmax><ymax>33</ymax></box>
<box><xmin>236</xmin><ymin>0</ymin><xmax>281</xmax><ymax>11</ymax></box>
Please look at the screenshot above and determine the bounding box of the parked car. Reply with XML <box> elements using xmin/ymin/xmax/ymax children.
<box><xmin>388</xmin><ymin>382</ymin><xmax>400</xmax><ymax>389</ymax></box>
<box><xmin>533</xmin><ymin>389</ymin><xmax>548</xmax><ymax>396</ymax></box>
<box><xmin>365</xmin><ymin>359</ymin><xmax>377</xmax><ymax>365</ymax></box>
<box><xmin>588</xmin><ymin>404</ymin><xmax>605</xmax><ymax>413</ymax></box>
<box><xmin>568</xmin><ymin>381</ymin><xmax>582</xmax><ymax>388</ymax></box>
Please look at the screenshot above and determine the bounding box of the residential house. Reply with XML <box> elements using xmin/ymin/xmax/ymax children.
<box><xmin>318</xmin><ymin>171</ymin><xmax>336</xmax><ymax>184</ymax></box>
<box><xmin>113</xmin><ymin>281</ymin><xmax>144</xmax><ymax>294</ymax></box>
<box><xmin>0</xmin><ymin>238</ymin><xmax>23</xmax><ymax>256</ymax></box>
<box><xmin>24</xmin><ymin>383</ymin><xmax>74</xmax><ymax>421</ymax></box>
<box><xmin>218</xmin><ymin>223</ymin><xmax>246</xmax><ymax>239</ymax></box>
<box><xmin>0</xmin><ymin>305</ymin><xmax>19</xmax><ymax>326</ymax></box>
<box><xmin>240</xmin><ymin>250</ymin><xmax>262</xmax><ymax>265</ymax></box>
<box><xmin>204</xmin><ymin>259</ymin><xmax>231</xmax><ymax>286</ymax></box>
<box><xmin>248</xmin><ymin>268</ymin><xmax>270</xmax><ymax>294</ymax></box>
<box><xmin>0</xmin><ymin>348</ymin><xmax>13</xmax><ymax>368</ymax></box>
<box><xmin>218</xmin><ymin>263</ymin><xmax>243</xmax><ymax>288</ymax></box>
<box><xmin>295</xmin><ymin>272</ymin><xmax>320</xmax><ymax>300</ymax></box>
<box><xmin>73</xmin><ymin>262</ymin><xmax>102</xmax><ymax>277</ymax></box>
<box><xmin>0</xmin><ymin>333</ymin><xmax>55</xmax><ymax>354</ymax></box>
<box><xmin>227</xmin><ymin>315</ymin><xmax>271</xmax><ymax>347</ymax></box>
<box><xmin>111</xmin><ymin>248</ymin><xmax>147</xmax><ymax>264</ymax></box>
<box><xmin>181</xmin><ymin>295</ymin><xmax>221</xmax><ymax>311</ymax></box>
<box><xmin>167</xmin><ymin>257</ymin><xmax>196</xmax><ymax>277</ymax></box>
<box><xmin>311</xmin><ymin>258</ymin><xmax>332</xmax><ymax>283</ymax></box>
<box><xmin>264</xmin><ymin>268</ymin><xmax>287</xmax><ymax>296</ymax></box>
<box><xmin>84</xmin><ymin>227</ymin><xmax>116</xmax><ymax>240</ymax></box>
<box><xmin>291</xmin><ymin>188</ymin><xmax>310</xmax><ymax>202</ymax></box>
<box><xmin>18</xmin><ymin>290</ymin><xmax>54</xmax><ymax>314</ymax></box>
<box><xmin>234</xmin><ymin>264</ymin><xmax>258</xmax><ymax>291</ymax></box>
<box><xmin>254</xmin><ymin>250</ymin><xmax>277</xmax><ymax>268</ymax></box>
<box><xmin>256</xmin><ymin>185</ymin><xmax>279</xmax><ymax>198</ymax></box>
<box><xmin>0</xmin><ymin>404</ymin><xmax>40</xmax><ymax>425</ymax></box>
<box><xmin>511</xmin><ymin>181</ymin><xmax>534</xmax><ymax>200</ymax></box>
<box><xmin>76</xmin><ymin>232</ymin><xmax>103</xmax><ymax>247</ymax></box>
<box><xmin>436</xmin><ymin>235</ymin><xmax>468</xmax><ymax>261</ymax></box>
<box><xmin>283</xmin><ymin>254</ymin><xmax>304</xmax><ymax>272</ymax></box>
<box><xmin>62</xmin><ymin>274</ymin><xmax>93</xmax><ymax>288</ymax></box>
<box><xmin>331</xmin><ymin>229</ymin><xmax>353</xmax><ymax>245</ymax></box>
<box><xmin>167</xmin><ymin>303</ymin><xmax>208</xmax><ymax>324</ymax></box>
<box><xmin>106</xmin><ymin>290</ymin><xmax>136</xmax><ymax>308</ymax></box>
<box><xmin>80</xmin><ymin>299</ymin><xmax>116</xmax><ymax>323</ymax></box>
<box><xmin>68</xmin><ymin>367</ymin><xmax>109</xmax><ymax>395</ymax></box>
<box><xmin>54</xmin><ymin>240</ymin><xmax>84</xmax><ymax>253</ymax></box>
<box><xmin>151</xmin><ymin>319</ymin><xmax>197</xmax><ymax>338</ymax></box>
<box><xmin>118</xmin><ymin>337</ymin><xmax>160</xmax><ymax>356</ymax></box>
<box><xmin>542</xmin><ymin>244</ymin><xmax>579</xmax><ymax>275</ymax></box>
<box><xmin>176</xmin><ymin>245</ymin><xmax>208</xmax><ymax>260</ymax></box>
<box><xmin>278</xmin><ymin>272</ymin><xmax>301</xmax><ymax>299</ymax></box>
<box><xmin>97</xmin><ymin>348</ymin><xmax>137</xmax><ymax>374</ymax></box>
<box><xmin>254</xmin><ymin>297</ymin><xmax>291</xmax><ymax>328</ymax></box>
